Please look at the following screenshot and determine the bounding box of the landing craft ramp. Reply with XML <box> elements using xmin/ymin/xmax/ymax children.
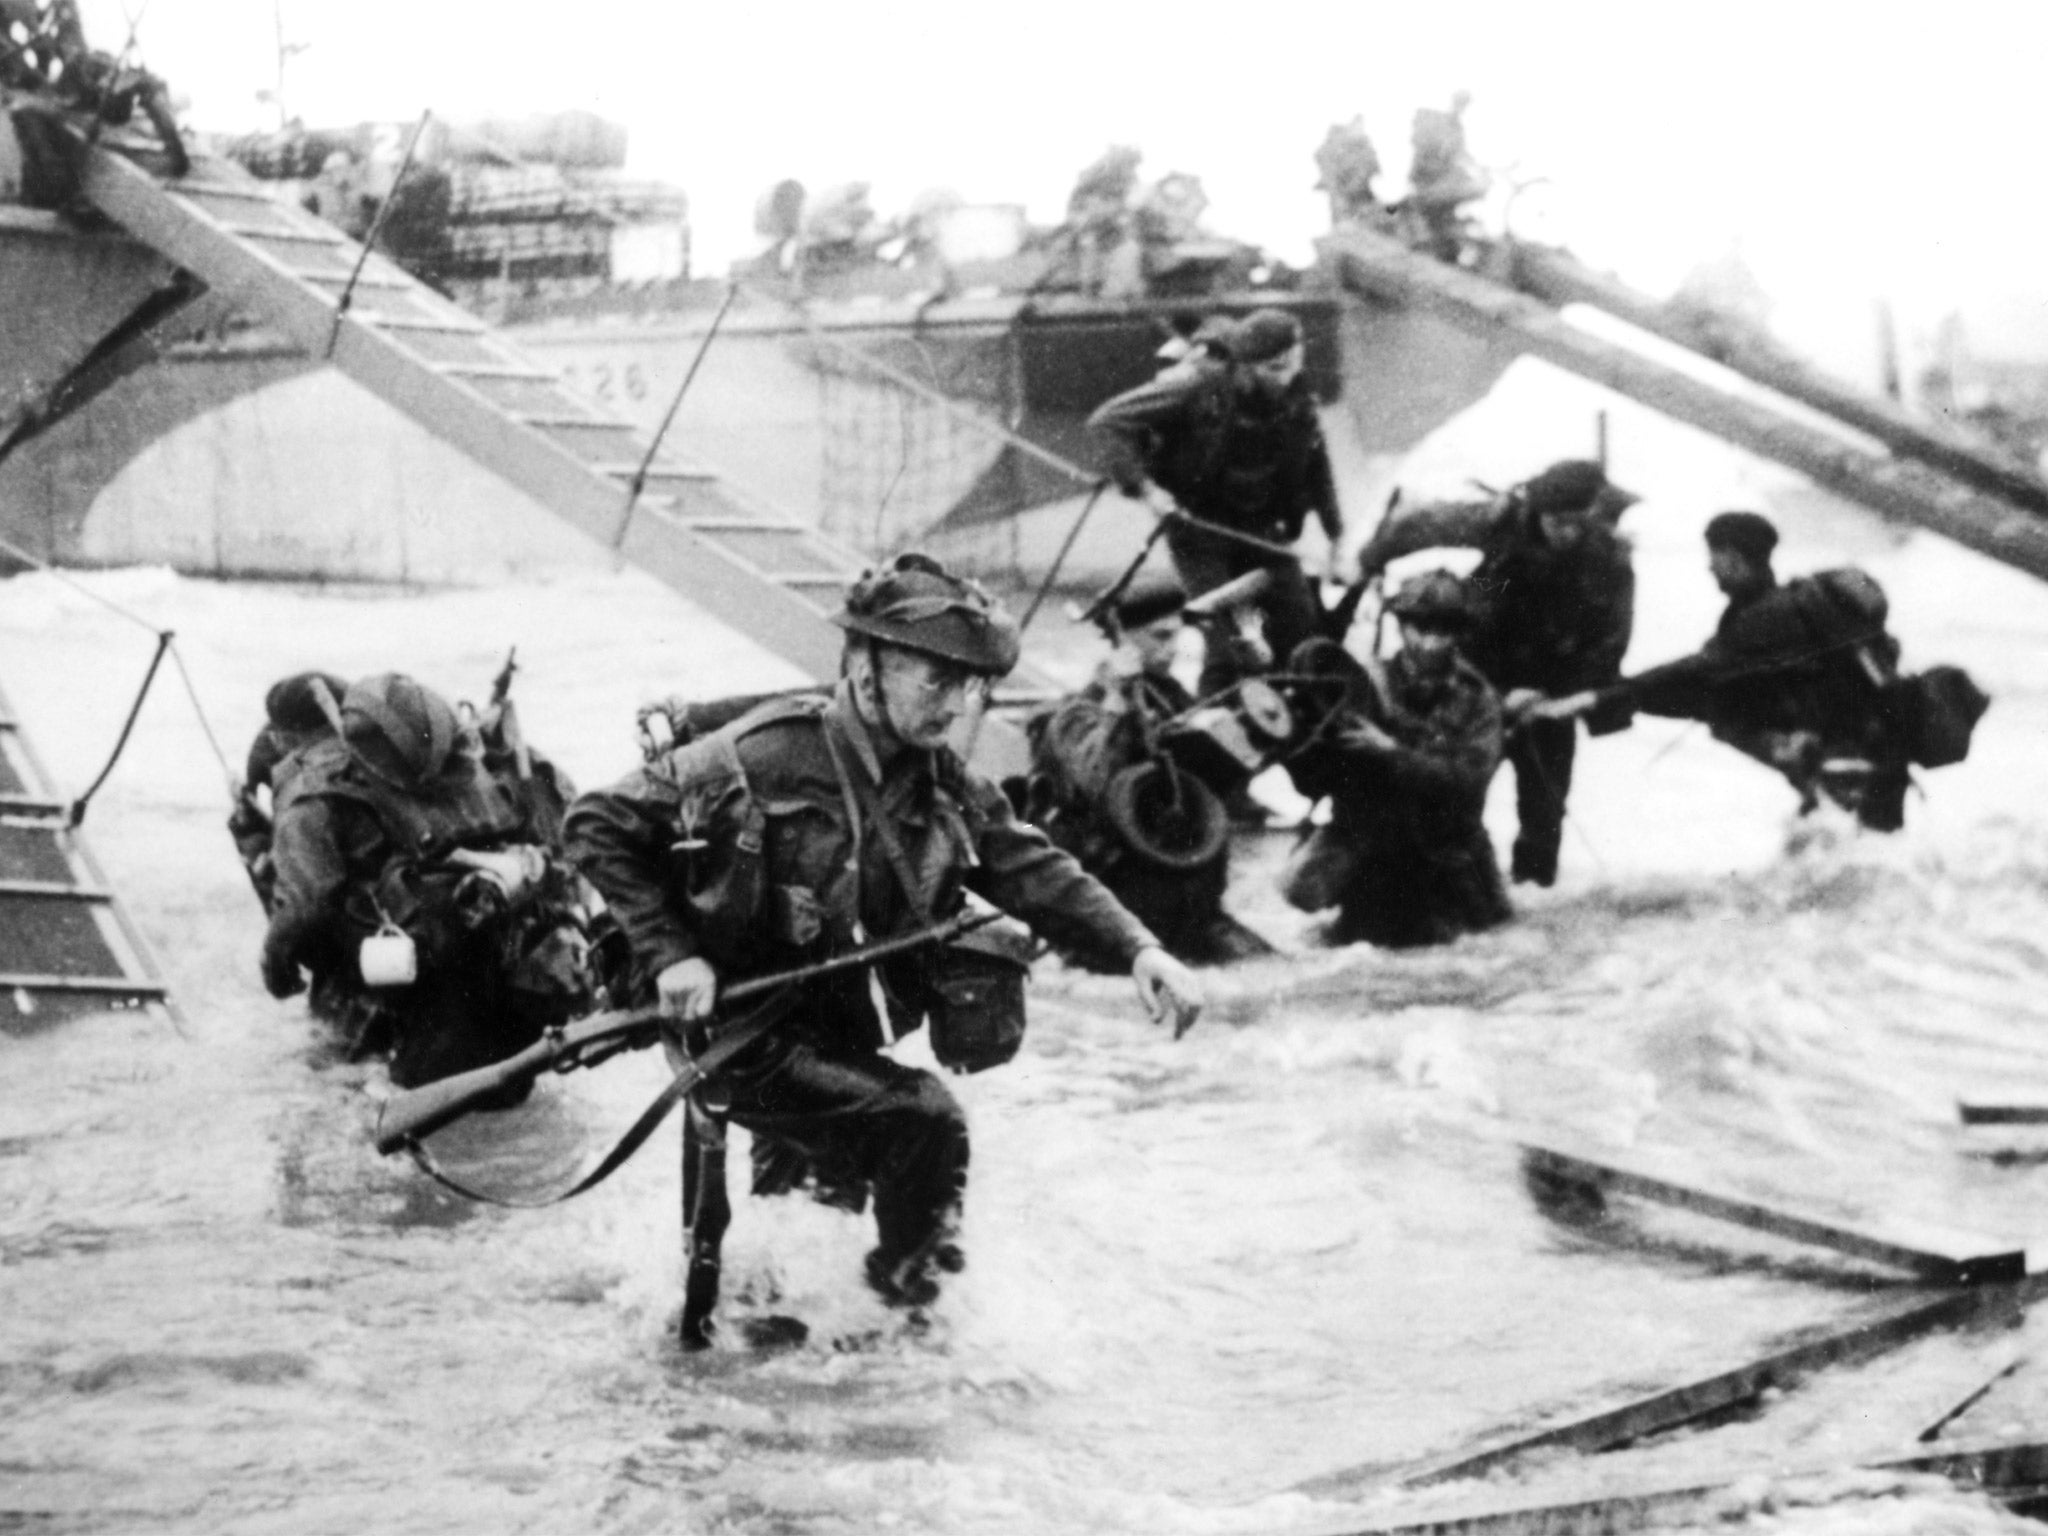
<box><xmin>55</xmin><ymin>133</ymin><xmax>876</xmax><ymax>684</ymax></box>
<box><xmin>1507</xmin><ymin>241</ymin><xmax>2048</xmax><ymax>519</ymax></box>
<box><xmin>1323</xmin><ymin>226</ymin><xmax>2048</xmax><ymax>584</ymax></box>
<box><xmin>0</xmin><ymin>674</ymin><xmax>170</xmax><ymax>1031</ymax></box>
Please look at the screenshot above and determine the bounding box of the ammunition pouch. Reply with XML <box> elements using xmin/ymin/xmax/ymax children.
<box><xmin>923</xmin><ymin>917</ymin><xmax>1034</xmax><ymax>1075</ymax></box>
<box><xmin>1103</xmin><ymin>760</ymin><xmax>1229</xmax><ymax>872</ymax></box>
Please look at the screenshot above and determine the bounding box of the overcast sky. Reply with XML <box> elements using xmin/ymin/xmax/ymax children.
<box><xmin>79</xmin><ymin>0</ymin><xmax>2048</xmax><ymax>369</ymax></box>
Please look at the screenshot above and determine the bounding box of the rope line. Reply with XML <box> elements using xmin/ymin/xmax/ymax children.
<box><xmin>66</xmin><ymin>629</ymin><xmax>169</xmax><ymax>826</ymax></box>
<box><xmin>0</xmin><ymin>531</ymin><xmax>237</xmax><ymax>797</ymax></box>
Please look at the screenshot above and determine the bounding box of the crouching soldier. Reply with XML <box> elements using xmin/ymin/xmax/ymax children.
<box><xmin>258</xmin><ymin>672</ymin><xmax>599</xmax><ymax>1088</ymax></box>
<box><xmin>1021</xmin><ymin>574</ymin><xmax>1274</xmax><ymax>971</ymax></box>
<box><xmin>565</xmin><ymin>553</ymin><xmax>1203</xmax><ymax>1339</ymax></box>
<box><xmin>1279</xmin><ymin>571</ymin><xmax>1511</xmax><ymax>947</ymax></box>
<box><xmin>1357</xmin><ymin>458</ymin><xmax>1638</xmax><ymax>887</ymax></box>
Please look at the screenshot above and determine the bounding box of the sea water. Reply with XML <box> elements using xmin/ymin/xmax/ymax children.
<box><xmin>5</xmin><ymin>499</ymin><xmax>2048</xmax><ymax>1535</ymax></box>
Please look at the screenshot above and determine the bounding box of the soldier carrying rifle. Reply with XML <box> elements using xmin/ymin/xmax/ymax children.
<box><xmin>564</xmin><ymin>553</ymin><xmax>1202</xmax><ymax>1340</ymax></box>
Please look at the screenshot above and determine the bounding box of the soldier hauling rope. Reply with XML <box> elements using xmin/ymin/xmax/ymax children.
<box><xmin>1087</xmin><ymin>307</ymin><xmax>1347</xmax><ymax>698</ymax></box>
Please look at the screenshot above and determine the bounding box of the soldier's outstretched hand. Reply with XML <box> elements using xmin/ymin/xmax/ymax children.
<box><xmin>1528</xmin><ymin>690</ymin><xmax>1598</xmax><ymax>722</ymax></box>
<box><xmin>1132</xmin><ymin>946</ymin><xmax>1204</xmax><ymax>1039</ymax></box>
<box><xmin>656</xmin><ymin>956</ymin><xmax>721</xmax><ymax>1022</ymax></box>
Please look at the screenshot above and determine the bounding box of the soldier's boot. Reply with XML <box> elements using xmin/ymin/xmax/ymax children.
<box><xmin>679</xmin><ymin>1102</ymin><xmax>731</xmax><ymax>1351</ymax></box>
<box><xmin>865</xmin><ymin>1208</ymin><xmax>964</xmax><ymax>1310</ymax></box>
<box><xmin>864</xmin><ymin>1248</ymin><xmax>942</xmax><ymax>1310</ymax></box>
<box><xmin>1510</xmin><ymin>836</ymin><xmax>1559</xmax><ymax>889</ymax></box>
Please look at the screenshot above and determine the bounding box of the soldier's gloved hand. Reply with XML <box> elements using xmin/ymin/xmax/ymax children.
<box><xmin>1501</xmin><ymin>688</ymin><xmax>1544</xmax><ymax>724</ymax></box>
<box><xmin>656</xmin><ymin>956</ymin><xmax>721</xmax><ymax>1023</ymax></box>
<box><xmin>1334</xmin><ymin>717</ymin><xmax>1398</xmax><ymax>753</ymax></box>
<box><xmin>1141</xmin><ymin>483</ymin><xmax>1180</xmax><ymax>519</ymax></box>
<box><xmin>260</xmin><ymin>949</ymin><xmax>305</xmax><ymax>1000</ymax></box>
<box><xmin>1132</xmin><ymin>945</ymin><xmax>1203</xmax><ymax>1039</ymax></box>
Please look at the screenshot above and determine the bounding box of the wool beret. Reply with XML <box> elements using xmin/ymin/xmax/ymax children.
<box><xmin>1520</xmin><ymin>459</ymin><xmax>1609</xmax><ymax>517</ymax></box>
<box><xmin>1114</xmin><ymin>573</ymin><xmax>1188</xmax><ymax>629</ymax></box>
<box><xmin>1703</xmin><ymin>510</ymin><xmax>1779</xmax><ymax>562</ymax></box>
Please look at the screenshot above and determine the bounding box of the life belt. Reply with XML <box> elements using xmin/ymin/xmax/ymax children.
<box><xmin>1103</xmin><ymin>761</ymin><xmax>1229</xmax><ymax>872</ymax></box>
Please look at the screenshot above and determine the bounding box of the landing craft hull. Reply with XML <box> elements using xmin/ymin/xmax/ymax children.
<box><xmin>0</xmin><ymin>216</ymin><xmax>1517</xmax><ymax>584</ymax></box>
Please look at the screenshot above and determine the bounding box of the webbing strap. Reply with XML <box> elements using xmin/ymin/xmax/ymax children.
<box><xmin>406</xmin><ymin>1067</ymin><xmax>692</xmax><ymax>1208</ymax></box>
<box><xmin>823</xmin><ymin>723</ymin><xmax>930</xmax><ymax>925</ymax></box>
<box><xmin>399</xmin><ymin>991</ymin><xmax>788</xmax><ymax>1208</ymax></box>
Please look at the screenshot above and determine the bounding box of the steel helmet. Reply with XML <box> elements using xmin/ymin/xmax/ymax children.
<box><xmin>340</xmin><ymin>672</ymin><xmax>460</xmax><ymax>787</ymax></box>
<box><xmin>1385</xmin><ymin>569</ymin><xmax>1473</xmax><ymax>628</ymax></box>
<box><xmin>831</xmin><ymin>553</ymin><xmax>1021</xmax><ymax>677</ymax></box>
<box><xmin>264</xmin><ymin>670</ymin><xmax>350</xmax><ymax>735</ymax></box>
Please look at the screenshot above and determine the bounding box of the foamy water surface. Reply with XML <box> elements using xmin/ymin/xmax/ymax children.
<box><xmin>5</xmin><ymin>499</ymin><xmax>2048</xmax><ymax>1536</ymax></box>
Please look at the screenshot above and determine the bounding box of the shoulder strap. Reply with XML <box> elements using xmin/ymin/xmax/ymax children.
<box><xmin>400</xmin><ymin>992</ymin><xmax>789</xmax><ymax>1207</ymax></box>
<box><xmin>821</xmin><ymin>726</ymin><xmax>930</xmax><ymax>927</ymax></box>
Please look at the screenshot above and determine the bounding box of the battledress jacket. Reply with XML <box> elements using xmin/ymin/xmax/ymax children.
<box><xmin>563</xmin><ymin>688</ymin><xmax>1160</xmax><ymax>1056</ymax></box>
<box><xmin>1032</xmin><ymin>663</ymin><xmax>1196</xmax><ymax>807</ymax></box>
<box><xmin>1288</xmin><ymin>649</ymin><xmax>1510</xmax><ymax>943</ymax></box>
<box><xmin>1360</xmin><ymin>498</ymin><xmax>1636</xmax><ymax>696</ymax></box>
<box><xmin>1087</xmin><ymin>360</ymin><xmax>1342</xmax><ymax>545</ymax></box>
<box><xmin>1322</xmin><ymin>651</ymin><xmax>1503</xmax><ymax>839</ymax></box>
<box><xmin>1023</xmin><ymin>664</ymin><xmax>1228</xmax><ymax>969</ymax></box>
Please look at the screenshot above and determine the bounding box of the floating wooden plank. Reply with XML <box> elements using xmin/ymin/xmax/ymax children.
<box><xmin>1521</xmin><ymin>1143</ymin><xmax>2025</xmax><ymax>1286</ymax></box>
<box><xmin>1918</xmin><ymin>1355</ymin><xmax>2025</xmax><ymax>1443</ymax></box>
<box><xmin>1368</xmin><ymin>1276</ymin><xmax>2048</xmax><ymax>1491</ymax></box>
<box><xmin>1959</xmin><ymin>1097</ymin><xmax>2048</xmax><ymax>1126</ymax></box>
<box><xmin>1303</xmin><ymin>1437</ymin><xmax>2048</xmax><ymax>1536</ymax></box>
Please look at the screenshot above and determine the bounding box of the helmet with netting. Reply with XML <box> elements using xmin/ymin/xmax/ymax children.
<box><xmin>1385</xmin><ymin>569</ymin><xmax>1473</xmax><ymax>629</ymax></box>
<box><xmin>831</xmin><ymin>553</ymin><xmax>1021</xmax><ymax>676</ymax></box>
<box><xmin>340</xmin><ymin>672</ymin><xmax>460</xmax><ymax>787</ymax></box>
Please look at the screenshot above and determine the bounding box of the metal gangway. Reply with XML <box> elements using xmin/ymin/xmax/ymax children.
<box><xmin>0</xmin><ymin>672</ymin><xmax>171</xmax><ymax>1029</ymax></box>
<box><xmin>60</xmin><ymin>134</ymin><xmax>866</xmax><ymax>681</ymax></box>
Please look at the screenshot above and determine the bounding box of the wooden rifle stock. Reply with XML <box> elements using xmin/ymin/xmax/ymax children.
<box><xmin>373</xmin><ymin>908</ymin><xmax>1001</xmax><ymax>1153</ymax></box>
<box><xmin>373</xmin><ymin>1003</ymin><xmax>660</xmax><ymax>1153</ymax></box>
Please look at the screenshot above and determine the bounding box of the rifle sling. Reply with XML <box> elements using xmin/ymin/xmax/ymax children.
<box><xmin>401</xmin><ymin>990</ymin><xmax>788</xmax><ymax>1209</ymax></box>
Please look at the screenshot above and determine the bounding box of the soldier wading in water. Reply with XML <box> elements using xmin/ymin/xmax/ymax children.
<box><xmin>566</xmin><ymin>554</ymin><xmax>1203</xmax><ymax>1341</ymax></box>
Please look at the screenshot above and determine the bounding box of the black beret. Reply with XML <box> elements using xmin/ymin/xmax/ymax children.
<box><xmin>1115</xmin><ymin>573</ymin><xmax>1187</xmax><ymax>629</ymax></box>
<box><xmin>1703</xmin><ymin>510</ymin><xmax>1779</xmax><ymax>562</ymax></box>
<box><xmin>1520</xmin><ymin>459</ymin><xmax>1609</xmax><ymax>517</ymax></box>
<box><xmin>1232</xmin><ymin>308</ymin><xmax>1302</xmax><ymax>364</ymax></box>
